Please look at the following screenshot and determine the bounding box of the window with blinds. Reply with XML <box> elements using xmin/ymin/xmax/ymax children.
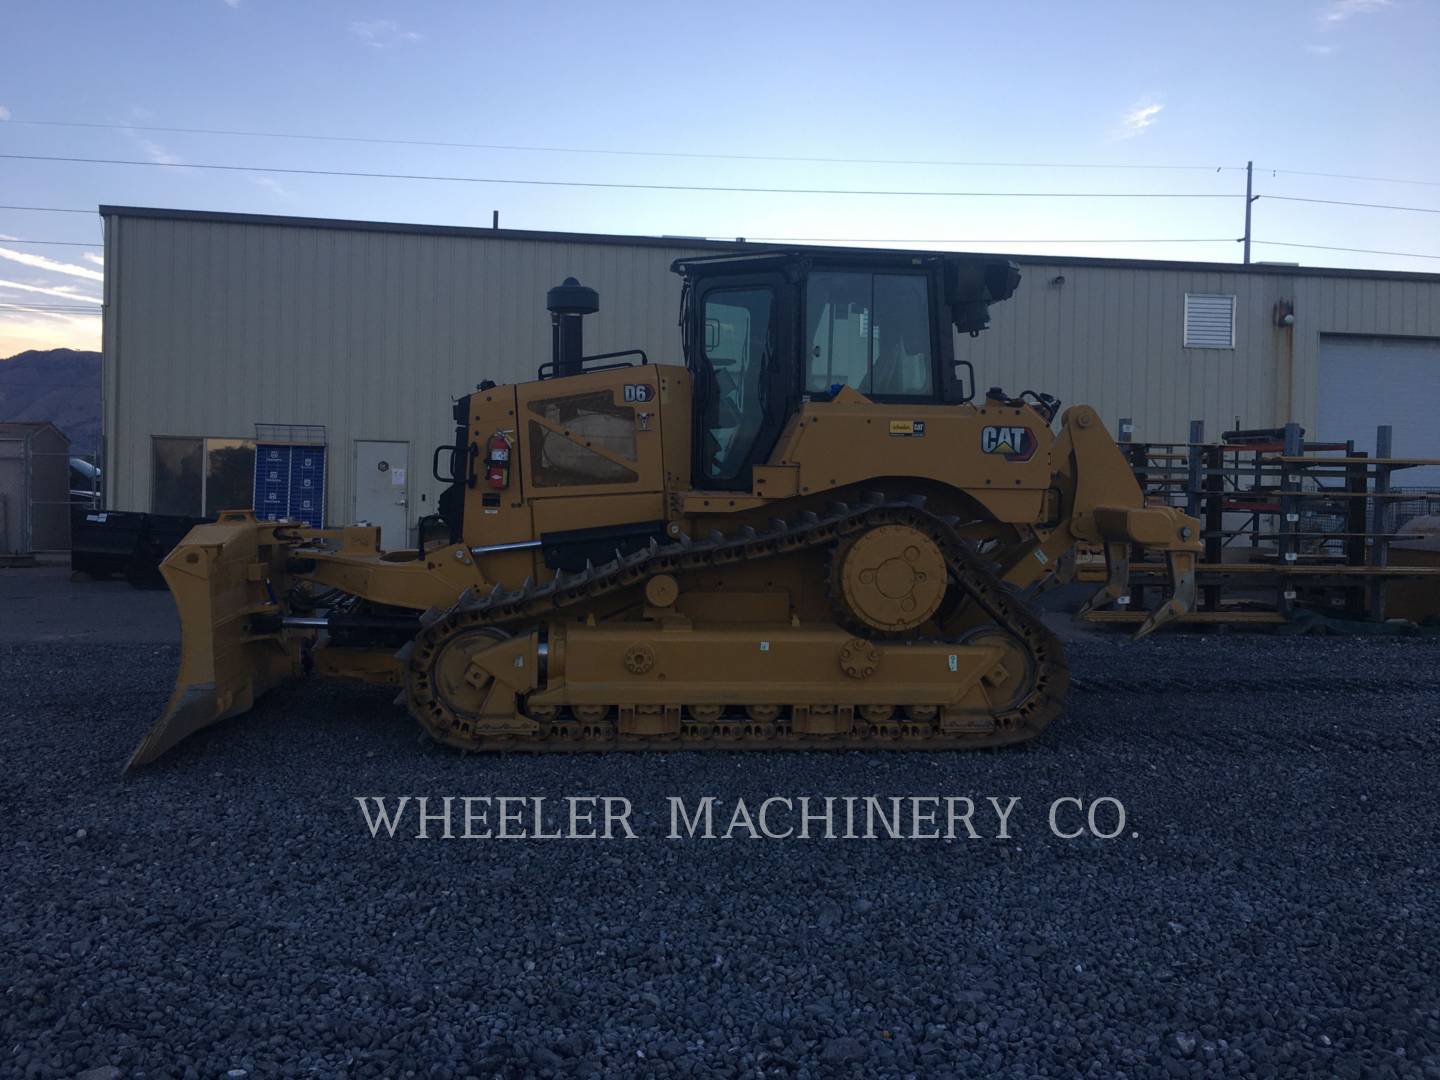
<box><xmin>1183</xmin><ymin>293</ymin><xmax>1236</xmax><ymax>349</ymax></box>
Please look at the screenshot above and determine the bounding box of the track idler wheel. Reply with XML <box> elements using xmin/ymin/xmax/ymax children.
<box><xmin>832</xmin><ymin>524</ymin><xmax>948</xmax><ymax>635</ymax></box>
<box><xmin>406</xmin><ymin>623</ymin><xmax>542</xmax><ymax>747</ymax></box>
<box><xmin>423</xmin><ymin>626</ymin><xmax>510</xmax><ymax>721</ymax></box>
<box><xmin>957</xmin><ymin>627</ymin><xmax>1037</xmax><ymax>713</ymax></box>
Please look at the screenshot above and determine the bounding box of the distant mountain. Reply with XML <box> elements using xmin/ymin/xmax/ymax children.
<box><xmin>0</xmin><ymin>348</ymin><xmax>101</xmax><ymax>453</ymax></box>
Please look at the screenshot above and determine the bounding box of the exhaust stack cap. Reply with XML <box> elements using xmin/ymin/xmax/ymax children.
<box><xmin>547</xmin><ymin>277</ymin><xmax>599</xmax><ymax>378</ymax></box>
<box><xmin>547</xmin><ymin>277</ymin><xmax>599</xmax><ymax>316</ymax></box>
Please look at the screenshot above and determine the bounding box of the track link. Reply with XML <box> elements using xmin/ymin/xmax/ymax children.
<box><xmin>404</xmin><ymin>495</ymin><xmax>1069</xmax><ymax>751</ymax></box>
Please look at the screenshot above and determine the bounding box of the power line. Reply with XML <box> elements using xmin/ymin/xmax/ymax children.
<box><xmin>4</xmin><ymin>118</ymin><xmax>1245</xmax><ymax>173</ymax></box>
<box><xmin>0</xmin><ymin>380</ymin><xmax>101</xmax><ymax>387</ymax></box>
<box><xmin>1263</xmin><ymin>194</ymin><xmax>1440</xmax><ymax>214</ymax></box>
<box><xmin>0</xmin><ymin>205</ymin><xmax>1430</xmax><ymax>265</ymax></box>
<box><xmin>738</xmin><ymin>237</ymin><xmax>1236</xmax><ymax>244</ymax></box>
<box><xmin>0</xmin><ymin>205</ymin><xmax>95</xmax><ymax>214</ymax></box>
<box><xmin>0</xmin><ymin>304</ymin><xmax>101</xmax><ymax>312</ymax></box>
<box><xmin>15</xmin><ymin>118</ymin><xmax>1440</xmax><ymax>189</ymax></box>
<box><xmin>0</xmin><ymin>233</ymin><xmax>1428</xmax><ymax>262</ymax></box>
<box><xmin>1258</xmin><ymin>167</ymin><xmax>1440</xmax><ymax>188</ymax></box>
<box><xmin>6</xmin><ymin>231</ymin><xmax>1210</xmax><ymax>247</ymax></box>
<box><xmin>0</xmin><ymin>230</ymin><xmax>1427</xmax><ymax>264</ymax></box>
<box><xmin>673</xmin><ymin>236</ymin><xmax>1440</xmax><ymax>262</ymax></box>
<box><xmin>1255</xmin><ymin>240</ymin><xmax>1440</xmax><ymax>260</ymax></box>
<box><xmin>14</xmin><ymin>233</ymin><xmax>1223</xmax><ymax>247</ymax></box>
<box><xmin>0</xmin><ymin>153</ymin><xmax>1241</xmax><ymax>200</ymax></box>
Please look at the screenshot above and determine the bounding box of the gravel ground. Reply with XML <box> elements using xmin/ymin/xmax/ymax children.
<box><xmin>2</xmin><ymin>632</ymin><xmax>1438</xmax><ymax>1079</ymax></box>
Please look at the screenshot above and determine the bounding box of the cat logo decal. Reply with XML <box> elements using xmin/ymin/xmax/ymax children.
<box><xmin>980</xmin><ymin>425</ymin><xmax>1037</xmax><ymax>462</ymax></box>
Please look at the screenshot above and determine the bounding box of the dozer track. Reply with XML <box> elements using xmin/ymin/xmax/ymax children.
<box><xmin>403</xmin><ymin>494</ymin><xmax>1070</xmax><ymax>752</ymax></box>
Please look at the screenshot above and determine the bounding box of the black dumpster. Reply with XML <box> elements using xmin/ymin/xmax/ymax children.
<box><xmin>70</xmin><ymin>509</ymin><xmax>149</xmax><ymax>580</ymax></box>
<box><xmin>70</xmin><ymin>509</ymin><xmax>211</xmax><ymax>587</ymax></box>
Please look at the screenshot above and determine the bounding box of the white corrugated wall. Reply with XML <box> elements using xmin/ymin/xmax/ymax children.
<box><xmin>102</xmin><ymin>211</ymin><xmax>1440</xmax><ymax>525</ymax></box>
<box><xmin>104</xmin><ymin>215</ymin><xmax>708</xmax><ymax>523</ymax></box>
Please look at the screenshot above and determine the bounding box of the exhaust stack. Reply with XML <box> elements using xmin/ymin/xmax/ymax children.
<box><xmin>546</xmin><ymin>277</ymin><xmax>599</xmax><ymax>378</ymax></box>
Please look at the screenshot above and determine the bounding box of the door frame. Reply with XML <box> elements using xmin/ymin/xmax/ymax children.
<box><xmin>352</xmin><ymin>438</ymin><xmax>411</xmax><ymax>548</ymax></box>
<box><xmin>688</xmin><ymin>270</ymin><xmax>796</xmax><ymax>492</ymax></box>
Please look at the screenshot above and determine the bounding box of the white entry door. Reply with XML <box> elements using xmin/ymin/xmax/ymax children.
<box><xmin>354</xmin><ymin>440</ymin><xmax>410</xmax><ymax>548</ymax></box>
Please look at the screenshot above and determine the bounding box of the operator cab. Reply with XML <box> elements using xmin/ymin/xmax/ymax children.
<box><xmin>672</xmin><ymin>249</ymin><xmax>1021</xmax><ymax>491</ymax></box>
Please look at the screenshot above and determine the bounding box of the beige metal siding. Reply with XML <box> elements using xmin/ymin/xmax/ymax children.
<box><xmin>104</xmin><ymin>211</ymin><xmax>1440</xmax><ymax>529</ymax></box>
<box><xmin>1289</xmin><ymin>275</ymin><xmax>1440</xmax><ymax>439</ymax></box>
<box><xmin>105</xmin><ymin>215</ymin><xmax>706</xmax><ymax>522</ymax></box>
<box><xmin>961</xmin><ymin>263</ymin><xmax>1295</xmax><ymax>443</ymax></box>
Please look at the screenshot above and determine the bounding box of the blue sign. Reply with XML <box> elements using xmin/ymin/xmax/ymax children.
<box><xmin>253</xmin><ymin>443</ymin><xmax>325</xmax><ymax>527</ymax></box>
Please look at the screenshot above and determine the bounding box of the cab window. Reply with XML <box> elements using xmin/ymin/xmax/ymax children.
<box><xmin>805</xmin><ymin>272</ymin><xmax>934</xmax><ymax>397</ymax></box>
<box><xmin>700</xmin><ymin>287</ymin><xmax>774</xmax><ymax>483</ymax></box>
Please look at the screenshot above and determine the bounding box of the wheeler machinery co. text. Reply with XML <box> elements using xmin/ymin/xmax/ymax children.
<box><xmin>354</xmin><ymin>795</ymin><xmax>1131</xmax><ymax>841</ymax></box>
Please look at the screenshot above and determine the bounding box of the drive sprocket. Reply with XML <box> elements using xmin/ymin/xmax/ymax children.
<box><xmin>829</xmin><ymin>523</ymin><xmax>948</xmax><ymax>635</ymax></box>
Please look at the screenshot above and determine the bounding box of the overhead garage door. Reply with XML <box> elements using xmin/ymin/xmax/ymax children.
<box><xmin>1317</xmin><ymin>335</ymin><xmax>1440</xmax><ymax>488</ymax></box>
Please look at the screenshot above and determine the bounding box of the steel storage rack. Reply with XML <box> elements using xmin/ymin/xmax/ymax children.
<box><xmin>1080</xmin><ymin>421</ymin><xmax>1440</xmax><ymax>626</ymax></box>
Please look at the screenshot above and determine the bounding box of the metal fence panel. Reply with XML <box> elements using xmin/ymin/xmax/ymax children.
<box><xmin>0</xmin><ymin>442</ymin><xmax>102</xmax><ymax>555</ymax></box>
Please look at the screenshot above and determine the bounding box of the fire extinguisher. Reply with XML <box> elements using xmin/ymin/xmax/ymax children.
<box><xmin>484</xmin><ymin>432</ymin><xmax>512</xmax><ymax>490</ymax></box>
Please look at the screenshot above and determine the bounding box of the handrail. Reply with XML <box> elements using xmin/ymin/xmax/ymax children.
<box><xmin>537</xmin><ymin>349</ymin><xmax>650</xmax><ymax>381</ymax></box>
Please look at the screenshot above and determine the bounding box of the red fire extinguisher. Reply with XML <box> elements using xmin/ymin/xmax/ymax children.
<box><xmin>484</xmin><ymin>432</ymin><xmax>512</xmax><ymax>490</ymax></box>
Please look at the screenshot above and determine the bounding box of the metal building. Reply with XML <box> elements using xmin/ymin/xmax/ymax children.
<box><xmin>100</xmin><ymin>205</ymin><xmax>1440</xmax><ymax>544</ymax></box>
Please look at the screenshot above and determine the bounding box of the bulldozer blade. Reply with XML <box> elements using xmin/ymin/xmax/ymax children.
<box><xmin>125</xmin><ymin>514</ymin><xmax>298</xmax><ymax>772</ymax></box>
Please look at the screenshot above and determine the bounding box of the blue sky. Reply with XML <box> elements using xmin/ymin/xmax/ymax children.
<box><xmin>1</xmin><ymin>0</ymin><xmax>1436</xmax><ymax>355</ymax></box>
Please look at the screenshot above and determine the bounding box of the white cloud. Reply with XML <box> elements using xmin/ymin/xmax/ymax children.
<box><xmin>1116</xmin><ymin>100</ymin><xmax>1164</xmax><ymax>139</ymax></box>
<box><xmin>251</xmin><ymin>175</ymin><xmax>293</xmax><ymax>200</ymax></box>
<box><xmin>120</xmin><ymin>125</ymin><xmax>192</xmax><ymax>173</ymax></box>
<box><xmin>82</xmin><ymin>253</ymin><xmax>105</xmax><ymax>267</ymax></box>
<box><xmin>1319</xmin><ymin>0</ymin><xmax>1391</xmax><ymax>24</ymax></box>
<box><xmin>223</xmin><ymin>0</ymin><xmax>241</xmax><ymax>7</ymax></box>
<box><xmin>0</xmin><ymin>310</ymin><xmax>101</xmax><ymax>355</ymax></box>
<box><xmin>0</xmin><ymin>278</ymin><xmax>103</xmax><ymax>303</ymax></box>
<box><xmin>0</xmin><ymin>247</ymin><xmax>106</xmax><ymax>282</ymax></box>
<box><xmin>1305</xmin><ymin>43</ymin><xmax>1338</xmax><ymax>54</ymax></box>
<box><xmin>349</xmin><ymin>19</ymin><xmax>421</xmax><ymax>48</ymax></box>
<box><xmin>0</xmin><ymin>261</ymin><xmax>103</xmax><ymax>353</ymax></box>
<box><xmin>2</xmin><ymin>307</ymin><xmax>84</xmax><ymax>323</ymax></box>
<box><xmin>140</xmin><ymin>139</ymin><xmax>182</xmax><ymax>166</ymax></box>
<box><xmin>0</xmin><ymin>105</ymin><xmax>11</xmax><ymax>121</ymax></box>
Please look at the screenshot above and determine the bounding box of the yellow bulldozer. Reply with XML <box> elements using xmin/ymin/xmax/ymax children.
<box><xmin>127</xmin><ymin>249</ymin><xmax>1200</xmax><ymax>770</ymax></box>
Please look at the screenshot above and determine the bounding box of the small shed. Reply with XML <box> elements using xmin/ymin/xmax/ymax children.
<box><xmin>0</xmin><ymin>421</ymin><xmax>73</xmax><ymax>556</ymax></box>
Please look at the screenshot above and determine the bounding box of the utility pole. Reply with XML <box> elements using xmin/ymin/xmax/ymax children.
<box><xmin>1242</xmin><ymin>160</ymin><xmax>1254</xmax><ymax>265</ymax></box>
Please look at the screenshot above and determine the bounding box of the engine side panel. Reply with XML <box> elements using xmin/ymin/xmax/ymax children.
<box><xmin>776</xmin><ymin>398</ymin><xmax>1051</xmax><ymax>523</ymax></box>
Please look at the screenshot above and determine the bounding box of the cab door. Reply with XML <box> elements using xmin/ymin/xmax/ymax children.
<box><xmin>691</xmin><ymin>273</ymin><xmax>793</xmax><ymax>490</ymax></box>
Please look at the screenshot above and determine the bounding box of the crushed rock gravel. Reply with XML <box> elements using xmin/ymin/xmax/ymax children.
<box><xmin>1</xmin><ymin>632</ymin><xmax>1438</xmax><ymax>1079</ymax></box>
